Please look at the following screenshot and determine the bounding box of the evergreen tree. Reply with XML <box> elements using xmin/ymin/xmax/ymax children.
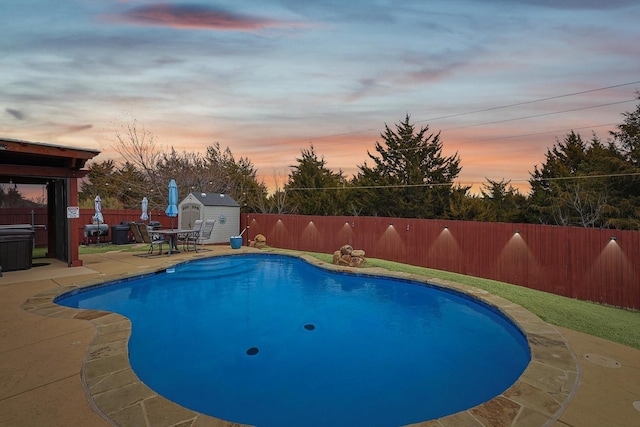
<box><xmin>448</xmin><ymin>185</ymin><xmax>486</xmax><ymax>221</ymax></box>
<box><xmin>79</xmin><ymin>160</ymin><xmax>118</xmax><ymax>203</ymax></box>
<box><xmin>350</xmin><ymin>114</ymin><xmax>461</xmax><ymax>218</ymax></box>
<box><xmin>284</xmin><ymin>145</ymin><xmax>347</xmax><ymax>215</ymax></box>
<box><xmin>528</xmin><ymin>130</ymin><xmax>638</xmax><ymax>228</ymax></box>
<box><xmin>608</xmin><ymin>97</ymin><xmax>640</xmax><ymax>228</ymax></box>
<box><xmin>0</xmin><ymin>185</ymin><xmax>39</xmax><ymax>208</ymax></box>
<box><xmin>480</xmin><ymin>178</ymin><xmax>527</xmax><ymax>223</ymax></box>
<box><xmin>610</xmin><ymin>94</ymin><xmax>640</xmax><ymax>167</ymax></box>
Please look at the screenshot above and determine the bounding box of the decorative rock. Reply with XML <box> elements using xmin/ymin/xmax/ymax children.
<box><xmin>350</xmin><ymin>256</ymin><xmax>366</xmax><ymax>268</ymax></box>
<box><xmin>250</xmin><ymin>234</ymin><xmax>267</xmax><ymax>249</ymax></box>
<box><xmin>333</xmin><ymin>245</ymin><xmax>366</xmax><ymax>268</ymax></box>
<box><xmin>337</xmin><ymin>255</ymin><xmax>351</xmax><ymax>266</ymax></box>
<box><xmin>340</xmin><ymin>244</ymin><xmax>353</xmax><ymax>256</ymax></box>
<box><xmin>351</xmin><ymin>249</ymin><xmax>365</xmax><ymax>257</ymax></box>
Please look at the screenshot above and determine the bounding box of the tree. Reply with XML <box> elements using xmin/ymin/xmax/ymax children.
<box><xmin>284</xmin><ymin>145</ymin><xmax>347</xmax><ymax>215</ymax></box>
<box><xmin>607</xmin><ymin>97</ymin><xmax>640</xmax><ymax>228</ymax></box>
<box><xmin>448</xmin><ymin>185</ymin><xmax>486</xmax><ymax>221</ymax></box>
<box><xmin>350</xmin><ymin>114</ymin><xmax>461</xmax><ymax>218</ymax></box>
<box><xmin>263</xmin><ymin>170</ymin><xmax>289</xmax><ymax>214</ymax></box>
<box><xmin>79</xmin><ymin>160</ymin><xmax>118</xmax><ymax>203</ymax></box>
<box><xmin>480</xmin><ymin>178</ymin><xmax>527</xmax><ymax>223</ymax></box>
<box><xmin>112</xmin><ymin>118</ymin><xmax>164</xmax><ymax>196</ymax></box>
<box><xmin>0</xmin><ymin>185</ymin><xmax>39</xmax><ymax>208</ymax></box>
<box><xmin>529</xmin><ymin>131</ymin><xmax>588</xmax><ymax>225</ymax></box>
<box><xmin>80</xmin><ymin>160</ymin><xmax>148</xmax><ymax>210</ymax></box>
<box><xmin>610</xmin><ymin>94</ymin><xmax>640</xmax><ymax>167</ymax></box>
<box><xmin>108</xmin><ymin>119</ymin><xmax>268</xmax><ymax>212</ymax></box>
<box><xmin>528</xmin><ymin>130</ymin><xmax>637</xmax><ymax>228</ymax></box>
<box><xmin>204</xmin><ymin>143</ymin><xmax>268</xmax><ymax>213</ymax></box>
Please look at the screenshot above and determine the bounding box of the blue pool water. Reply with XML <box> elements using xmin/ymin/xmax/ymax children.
<box><xmin>57</xmin><ymin>254</ymin><xmax>530</xmax><ymax>427</ymax></box>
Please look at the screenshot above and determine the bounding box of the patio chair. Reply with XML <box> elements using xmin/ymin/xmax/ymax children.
<box><xmin>138</xmin><ymin>223</ymin><xmax>168</xmax><ymax>255</ymax></box>
<box><xmin>180</xmin><ymin>219</ymin><xmax>203</xmax><ymax>252</ymax></box>
<box><xmin>196</xmin><ymin>219</ymin><xmax>215</xmax><ymax>251</ymax></box>
<box><xmin>130</xmin><ymin>222</ymin><xmax>144</xmax><ymax>243</ymax></box>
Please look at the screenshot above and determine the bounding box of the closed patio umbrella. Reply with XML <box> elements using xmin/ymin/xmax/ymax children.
<box><xmin>165</xmin><ymin>179</ymin><xmax>178</xmax><ymax>229</ymax></box>
<box><xmin>93</xmin><ymin>195</ymin><xmax>104</xmax><ymax>224</ymax></box>
<box><xmin>141</xmin><ymin>197</ymin><xmax>149</xmax><ymax>222</ymax></box>
<box><xmin>93</xmin><ymin>195</ymin><xmax>104</xmax><ymax>244</ymax></box>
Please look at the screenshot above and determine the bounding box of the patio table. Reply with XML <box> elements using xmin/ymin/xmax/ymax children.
<box><xmin>155</xmin><ymin>229</ymin><xmax>195</xmax><ymax>255</ymax></box>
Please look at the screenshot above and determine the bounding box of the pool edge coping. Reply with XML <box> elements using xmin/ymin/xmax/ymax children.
<box><xmin>22</xmin><ymin>250</ymin><xmax>580</xmax><ymax>427</ymax></box>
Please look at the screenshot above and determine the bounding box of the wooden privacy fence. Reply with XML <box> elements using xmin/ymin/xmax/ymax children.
<box><xmin>243</xmin><ymin>214</ymin><xmax>640</xmax><ymax>310</ymax></box>
<box><xmin>2</xmin><ymin>208</ymin><xmax>638</xmax><ymax>309</ymax></box>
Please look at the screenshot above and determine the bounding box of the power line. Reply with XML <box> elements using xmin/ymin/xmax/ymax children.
<box><xmin>295</xmin><ymin>81</ymin><xmax>640</xmax><ymax>143</ymax></box>
<box><xmin>284</xmin><ymin>172</ymin><xmax>640</xmax><ymax>192</ymax></box>
<box><xmin>414</xmin><ymin>81</ymin><xmax>640</xmax><ymax>123</ymax></box>
<box><xmin>441</xmin><ymin>99</ymin><xmax>636</xmax><ymax>131</ymax></box>
<box><xmin>536</xmin><ymin>172</ymin><xmax>640</xmax><ymax>182</ymax></box>
<box><xmin>465</xmin><ymin>122</ymin><xmax>618</xmax><ymax>144</ymax></box>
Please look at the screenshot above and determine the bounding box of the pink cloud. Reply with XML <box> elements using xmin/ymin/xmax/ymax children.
<box><xmin>113</xmin><ymin>4</ymin><xmax>308</xmax><ymax>31</ymax></box>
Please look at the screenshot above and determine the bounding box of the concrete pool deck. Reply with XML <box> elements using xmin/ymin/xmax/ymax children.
<box><xmin>0</xmin><ymin>247</ymin><xmax>638</xmax><ymax>427</ymax></box>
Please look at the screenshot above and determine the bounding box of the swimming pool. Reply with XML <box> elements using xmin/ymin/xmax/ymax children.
<box><xmin>57</xmin><ymin>253</ymin><xmax>530</xmax><ymax>427</ymax></box>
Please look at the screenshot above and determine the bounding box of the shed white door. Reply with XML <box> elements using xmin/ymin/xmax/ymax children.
<box><xmin>180</xmin><ymin>203</ymin><xmax>201</xmax><ymax>229</ymax></box>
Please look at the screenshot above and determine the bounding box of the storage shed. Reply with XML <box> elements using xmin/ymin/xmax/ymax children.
<box><xmin>178</xmin><ymin>192</ymin><xmax>240</xmax><ymax>244</ymax></box>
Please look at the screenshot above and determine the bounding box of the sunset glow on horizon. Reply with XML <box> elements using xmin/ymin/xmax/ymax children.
<box><xmin>2</xmin><ymin>0</ymin><xmax>639</xmax><ymax>198</ymax></box>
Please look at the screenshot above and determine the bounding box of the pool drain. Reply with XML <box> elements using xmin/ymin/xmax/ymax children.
<box><xmin>246</xmin><ymin>347</ymin><xmax>259</xmax><ymax>356</ymax></box>
<box><xmin>304</xmin><ymin>323</ymin><xmax>315</xmax><ymax>330</ymax></box>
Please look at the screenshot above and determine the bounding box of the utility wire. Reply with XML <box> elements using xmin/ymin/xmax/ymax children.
<box><xmin>284</xmin><ymin>172</ymin><xmax>640</xmax><ymax>192</ymax></box>
<box><xmin>440</xmin><ymin>99</ymin><xmax>637</xmax><ymax>131</ymax></box>
<box><xmin>536</xmin><ymin>172</ymin><xmax>640</xmax><ymax>182</ymax></box>
<box><xmin>466</xmin><ymin>122</ymin><xmax>617</xmax><ymax>143</ymax></box>
<box><xmin>414</xmin><ymin>81</ymin><xmax>640</xmax><ymax>124</ymax></box>
<box><xmin>296</xmin><ymin>81</ymin><xmax>640</xmax><ymax>142</ymax></box>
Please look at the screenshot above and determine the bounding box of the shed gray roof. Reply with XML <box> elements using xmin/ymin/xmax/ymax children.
<box><xmin>187</xmin><ymin>192</ymin><xmax>240</xmax><ymax>207</ymax></box>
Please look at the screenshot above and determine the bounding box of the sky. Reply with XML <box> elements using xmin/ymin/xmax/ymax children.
<box><xmin>2</xmin><ymin>0</ymin><xmax>640</xmax><ymax>198</ymax></box>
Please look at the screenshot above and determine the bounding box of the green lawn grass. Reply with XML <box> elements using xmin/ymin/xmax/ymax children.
<box><xmin>33</xmin><ymin>245</ymin><xmax>640</xmax><ymax>349</ymax></box>
<box><xmin>33</xmin><ymin>243</ymin><xmax>148</xmax><ymax>259</ymax></box>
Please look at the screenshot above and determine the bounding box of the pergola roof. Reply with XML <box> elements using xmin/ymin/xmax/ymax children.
<box><xmin>0</xmin><ymin>137</ymin><xmax>99</xmax><ymax>183</ymax></box>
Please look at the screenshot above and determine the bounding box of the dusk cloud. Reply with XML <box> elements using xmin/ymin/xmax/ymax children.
<box><xmin>64</xmin><ymin>124</ymin><xmax>93</xmax><ymax>134</ymax></box>
<box><xmin>114</xmin><ymin>3</ymin><xmax>307</xmax><ymax>31</ymax></box>
<box><xmin>6</xmin><ymin>108</ymin><xmax>26</xmax><ymax>120</ymax></box>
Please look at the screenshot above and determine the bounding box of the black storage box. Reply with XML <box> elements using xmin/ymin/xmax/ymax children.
<box><xmin>0</xmin><ymin>228</ymin><xmax>35</xmax><ymax>272</ymax></box>
<box><xmin>111</xmin><ymin>224</ymin><xmax>130</xmax><ymax>245</ymax></box>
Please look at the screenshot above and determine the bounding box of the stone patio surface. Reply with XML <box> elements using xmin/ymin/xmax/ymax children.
<box><xmin>1</xmin><ymin>246</ymin><xmax>638</xmax><ymax>427</ymax></box>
